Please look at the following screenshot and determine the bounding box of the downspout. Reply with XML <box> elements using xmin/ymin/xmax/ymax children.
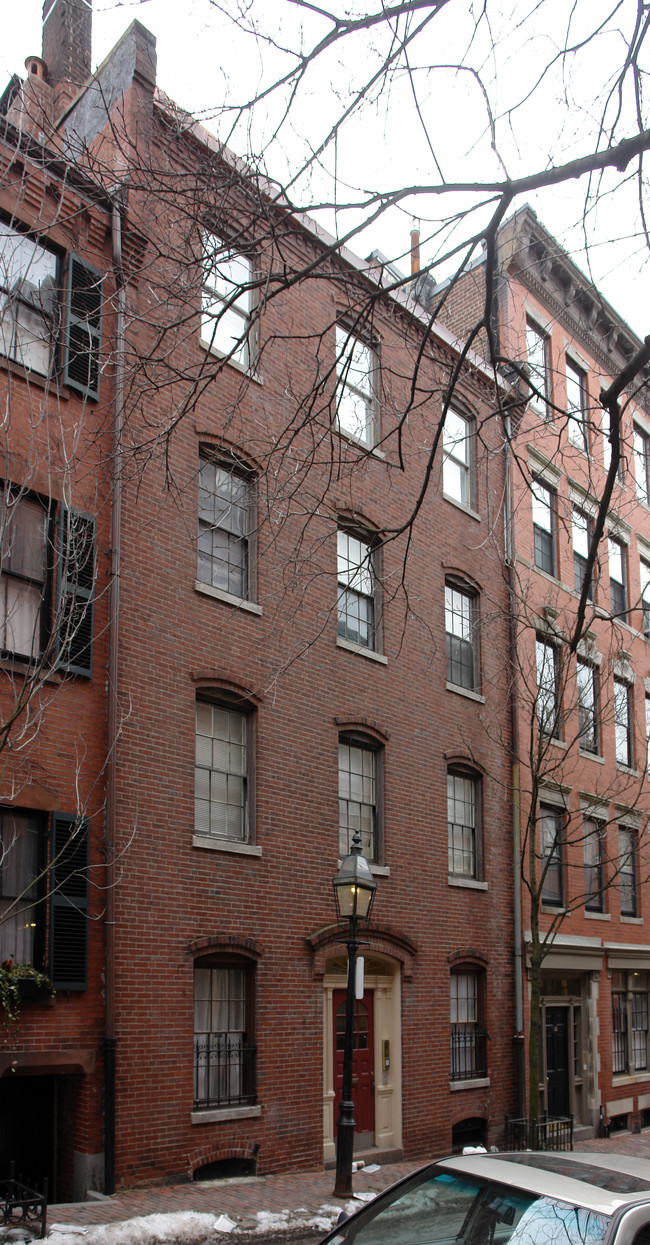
<box><xmin>105</xmin><ymin>187</ymin><xmax>126</xmax><ymax>1194</ymax></box>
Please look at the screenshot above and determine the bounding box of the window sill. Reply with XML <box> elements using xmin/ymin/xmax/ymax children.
<box><xmin>0</xmin><ymin>656</ymin><xmax>63</xmax><ymax>685</ymax></box>
<box><xmin>579</xmin><ymin>749</ymin><xmax>604</xmax><ymax>764</ymax></box>
<box><xmin>612</xmin><ymin>1074</ymin><xmax>650</xmax><ymax>1088</ymax></box>
<box><xmin>616</xmin><ymin>764</ymin><xmax>638</xmax><ymax>777</ymax></box>
<box><xmin>620</xmin><ymin>915</ymin><xmax>643</xmax><ymax>924</ymax></box>
<box><xmin>198</xmin><ymin>337</ymin><xmax>263</xmax><ymax>385</ymax></box>
<box><xmin>446</xmin><ymin>682</ymin><xmax>484</xmax><ymax>703</ymax></box>
<box><xmin>336</xmin><ymin>425</ymin><xmax>386</xmax><ymax>461</ymax></box>
<box><xmin>584</xmin><ymin>910</ymin><xmax>611</xmax><ymax>921</ymax></box>
<box><xmin>547</xmin><ymin>737</ymin><xmax>567</xmax><ymax>751</ymax></box>
<box><xmin>448</xmin><ymin>876</ymin><xmax>488</xmax><ymax>891</ymax></box>
<box><xmin>541</xmin><ymin>905</ymin><xmax>567</xmax><ymax>915</ymax></box>
<box><xmin>191</xmin><ymin>1105</ymin><xmax>262</xmax><ymax>1124</ymax></box>
<box><xmin>449</xmin><ymin>1077</ymin><xmax>490</xmax><ymax>1092</ymax></box>
<box><xmin>337</xmin><ymin>858</ymin><xmax>390</xmax><ymax>877</ymax></box>
<box><xmin>193</xmin><ymin>835</ymin><xmax>262</xmax><ymax>857</ymax></box>
<box><xmin>194</xmin><ymin>581</ymin><xmax>263</xmax><ymax>615</ymax></box>
<box><xmin>0</xmin><ymin>353</ymin><xmax>72</xmax><ymax>399</ymax></box>
<box><xmin>337</xmin><ymin>637</ymin><xmax>388</xmax><ymax>665</ymax></box>
<box><xmin>442</xmin><ymin>493</ymin><xmax>481</xmax><ymax>523</ymax></box>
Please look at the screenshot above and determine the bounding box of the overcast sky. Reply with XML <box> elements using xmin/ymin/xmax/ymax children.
<box><xmin>3</xmin><ymin>0</ymin><xmax>648</xmax><ymax>340</ymax></box>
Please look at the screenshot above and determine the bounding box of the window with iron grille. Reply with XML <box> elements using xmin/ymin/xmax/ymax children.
<box><xmin>612</xmin><ymin>971</ymin><xmax>649</xmax><ymax>1075</ymax></box>
<box><xmin>577</xmin><ymin>658</ymin><xmax>599</xmax><ymax>753</ymax></box>
<box><xmin>201</xmin><ymin>234</ymin><xmax>253</xmax><ymax>369</ymax></box>
<box><xmin>198</xmin><ymin>456</ymin><xmax>252</xmax><ymax>601</ymax></box>
<box><xmin>566</xmin><ymin>358</ymin><xmax>588</xmax><ymax>452</ymax></box>
<box><xmin>619</xmin><ymin>826</ymin><xmax>638</xmax><ymax>916</ymax></box>
<box><xmin>445</xmin><ymin>582</ymin><xmax>478</xmax><ymax>691</ymax></box>
<box><xmin>450</xmin><ymin>970</ymin><xmax>487</xmax><ymax>1080</ymax></box>
<box><xmin>195</xmin><ymin>699</ymin><xmax>250</xmax><ymax>843</ymax></box>
<box><xmin>532</xmin><ymin>480</ymin><xmax>556</xmax><ymax>576</ymax></box>
<box><xmin>583</xmin><ymin>818</ymin><xmax>605</xmax><ymax>913</ymax></box>
<box><xmin>337</xmin><ymin>529</ymin><xmax>377</xmax><ymax>650</ymax></box>
<box><xmin>335</xmin><ymin>325</ymin><xmax>376</xmax><ymax>447</ymax></box>
<box><xmin>540</xmin><ymin>805</ymin><xmax>564</xmax><ymax>906</ymax></box>
<box><xmin>572</xmin><ymin>508</ymin><xmax>593</xmax><ymax>599</ymax></box>
<box><xmin>608</xmin><ymin>537</ymin><xmax>627</xmax><ymax>618</ymax></box>
<box><xmin>194</xmin><ymin>962</ymin><xmax>256</xmax><ymax>1110</ymax></box>
<box><xmin>536</xmin><ymin>637</ymin><xmax>560</xmax><ymax>739</ymax></box>
<box><xmin>338</xmin><ymin>736</ymin><xmax>380</xmax><ymax>862</ymax></box>
<box><xmin>443</xmin><ymin>409</ymin><xmax>474</xmax><ymax>507</ymax></box>
<box><xmin>614</xmin><ymin>678</ymin><xmax>633</xmax><ymax>768</ymax></box>
<box><xmin>447</xmin><ymin>770</ymin><xmax>479</xmax><ymax>879</ymax></box>
<box><xmin>526</xmin><ymin>320</ymin><xmax>550</xmax><ymax>416</ymax></box>
<box><xmin>634</xmin><ymin>425</ymin><xmax>650</xmax><ymax>505</ymax></box>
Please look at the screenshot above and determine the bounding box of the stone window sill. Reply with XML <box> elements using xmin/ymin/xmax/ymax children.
<box><xmin>193</xmin><ymin>835</ymin><xmax>262</xmax><ymax>857</ymax></box>
<box><xmin>442</xmin><ymin>493</ymin><xmax>481</xmax><ymax>523</ymax></box>
<box><xmin>337</xmin><ymin>637</ymin><xmax>388</xmax><ymax>665</ymax></box>
<box><xmin>446</xmin><ymin>683</ymin><xmax>484</xmax><ymax>703</ymax></box>
<box><xmin>191</xmin><ymin>1105</ymin><xmax>262</xmax><ymax>1124</ymax></box>
<box><xmin>448</xmin><ymin>876</ymin><xmax>488</xmax><ymax>891</ymax></box>
<box><xmin>450</xmin><ymin>1077</ymin><xmax>490</xmax><ymax>1092</ymax></box>
<box><xmin>194</xmin><ymin>581</ymin><xmax>263</xmax><ymax>615</ymax></box>
<box><xmin>198</xmin><ymin>337</ymin><xmax>263</xmax><ymax>385</ymax></box>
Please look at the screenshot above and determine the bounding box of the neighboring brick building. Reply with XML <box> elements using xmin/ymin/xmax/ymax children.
<box><xmin>441</xmin><ymin>206</ymin><xmax>650</xmax><ymax>1137</ymax></box>
<box><xmin>0</xmin><ymin>1</ymin><xmax>520</xmax><ymax>1193</ymax></box>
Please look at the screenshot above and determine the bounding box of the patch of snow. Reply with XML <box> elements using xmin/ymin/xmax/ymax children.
<box><xmin>213</xmin><ymin>1217</ymin><xmax>236</xmax><ymax>1233</ymax></box>
<box><xmin>46</xmin><ymin>1212</ymin><xmax>223</xmax><ymax>1245</ymax></box>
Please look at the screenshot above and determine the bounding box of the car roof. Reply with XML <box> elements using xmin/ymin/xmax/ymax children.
<box><xmin>437</xmin><ymin>1152</ymin><xmax>650</xmax><ymax>1218</ymax></box>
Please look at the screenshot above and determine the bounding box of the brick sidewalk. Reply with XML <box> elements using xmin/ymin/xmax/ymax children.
<box><xmin>45</xmin><ymin>1134</ymin><xmax>650</xmax><ymax>1240</ymax></box>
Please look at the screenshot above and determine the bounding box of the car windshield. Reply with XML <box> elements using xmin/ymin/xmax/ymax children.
<box><xmin>329</xmin><ymin>1170</ymin><xmax>610</xmax><ymax>1245</ymax></box>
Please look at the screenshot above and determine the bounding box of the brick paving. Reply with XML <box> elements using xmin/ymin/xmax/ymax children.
<box><xmin>45</xmin><ymin>1135</ymin><xmax>650</xmax><ymax>1239</ymax></box>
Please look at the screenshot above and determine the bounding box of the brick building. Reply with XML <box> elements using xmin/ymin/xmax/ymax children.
<box><xmin>0</xmin><ymin>0</ymin><xmax>520</xmax><ymax>1195</ymax></box>
<box><xmin>441</xmin><ymin>206</ymin><xmax>650</xmax><ymax>1137</ymax></box>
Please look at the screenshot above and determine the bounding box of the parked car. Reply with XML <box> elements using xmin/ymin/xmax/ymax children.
<box><xmin>321</xmin><ymin>1152</ymin><xmax>650</xmax><ymax>1245</ymax></box>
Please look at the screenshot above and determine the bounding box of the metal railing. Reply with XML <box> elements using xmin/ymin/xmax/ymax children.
<box><xmin>193</xmin><ymin>1037</ymin><xmax>256</xmax><ymax>1110</ymax></box>
<box><xmin>450</xmin><ymin>1028</ymin><xmax>488</xmax><ymax>1081</ymax></box>
<box><xmin>0</xmin><ymin>1165</ymin><xmax>47</xmax><ymax>1239</ymax></box>
<box><xmin>505</xmin><ymin>1113</ymin><xmax>574</xmax><ymax>1152</ymax></box>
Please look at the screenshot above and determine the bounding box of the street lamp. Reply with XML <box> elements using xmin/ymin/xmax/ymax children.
<box><xmin>332</xmin><ymin>829</ymin><xmax>377</xmax><ymax>1198</ymax></box>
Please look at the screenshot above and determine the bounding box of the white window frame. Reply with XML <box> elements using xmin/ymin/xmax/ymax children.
<box><xmin>335</xmin><ymin>325</ymin><xmax>377</xmax><ymax>446</ymax></box>
<box><xmin>201</xmin><ymin>233</ymin><xmax>253</xmax><ymax>369</ymax></box>
<box><xmin>195</xmin><ymin>699</ymin><xmax>250</xmax><ymax>844</ymax></box>
<box><xmin>634</xmin><ymin>424</ymin><xmax>650</xmax><ymax>505</ymax></box>
<box><xmin>0</xmin><ymin>222</ymin><xmax>59</xmax><ymax>377</ymax></box>
<box><xmin>566</xmin><ymin>357</ymin><xmax>588</xmax><ymax>452</ymax></box>
<box><xmin>198</xmin><ymin>455</ymin><xmax>252</xmax><ymax>601</ymax></box>
<box><xmin>526</xmin><ymin>319</ymin><xmax>550</xmax><ymax>417</ymax></box>
<box><xmin>337</xmin><ymin>529</ymin><xmax>377</xmax><ymax>651</ymax></box>
<box><xmin>442</xmin><ymin>409</ymin><xmax>474</xmax><ymax>507</ymax></box>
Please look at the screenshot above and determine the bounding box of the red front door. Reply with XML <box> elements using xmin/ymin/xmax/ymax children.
<box><xmin>333</xmin><ymin>989</ymin><xmax>375</xmax><ymax>1144</ymax></box>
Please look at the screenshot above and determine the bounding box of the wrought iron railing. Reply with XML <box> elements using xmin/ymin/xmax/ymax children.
<box><xmin>450</xmin><ymin>1028</ymin><xmax>488</xmax><ymax>1081</ymax></box>
<box><xmin>0</xmin><ymin>1164</ymin><xmax>47</xmax><ymax>1238</ymax></box>
<box><xmin>505</xmin><ymin>1113</ymin><xmax>574</xmax><ymax>1152</ymax></box>
<box><xmin>194</xmin><ymin>1037</ymin><xmax>256</xmax><ymax>1110</ymax></box>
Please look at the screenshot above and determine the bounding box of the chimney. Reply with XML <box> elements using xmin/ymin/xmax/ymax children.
<box><xmin>410</xmin><ymin>221</ymin><xmax>421</xmax><ymax>277</ymax></box>
<box><xmin>6</xmin><ymin>56</ymin><xmax>54</xmax><ymax>143</ymax></box>
<box><xmin>42</xmin><ymin>0</ymin><xmax>92</xmax><ymax>118</ymax></box>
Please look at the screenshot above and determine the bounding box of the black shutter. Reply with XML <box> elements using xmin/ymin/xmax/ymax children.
<box><xmin>56</xmin><ymin>507</ymin><xmax>95</xmax><ymax>676</ymax></box>
<box><xmin>63</xmin><ymin>256</ymin><xmax>102</xmax><ymax>398</ymax></box>
<box><xmin>49</xmin><ymin>813</ymin><xmax>89</xmax><ymax>990</ymax></box>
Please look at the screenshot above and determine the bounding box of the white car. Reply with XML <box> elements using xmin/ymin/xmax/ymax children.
<box><xmin>321</xmin><ymin>1151</ymin><xmax>650</xmax><ymax>1245</ymax></box>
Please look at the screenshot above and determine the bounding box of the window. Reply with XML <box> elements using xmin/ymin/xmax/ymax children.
<box><xmin>338</xmin><ymin>736</ymin><xmax>379</xmax><ymax>861</ymax></box>
<box><xmin>526</xmin><ymin>319</ymin><xmax>550</xmax><ymax>416</ymax></box>
<box><xmin>443</xmin><ymin>409</ymin><xmax>473</xmax><ymax>506</ymax></box>
<box><xmin>0</xmin><ymin>487</ymin><xmax>49</xmax><ymax>660</ymax></box>
<box><xmin>540</xmin><ymin>805</ymin><xmax>564</xmax><ymax>906</ymax></box>
<box><xmin>583</xmin><ymin>819</ymin><xmax>605</xmax><ymax>912</ymax></box>
<box><xmin>608</xmin><ymin>537</ymin><xmax>627</xmax><ymax>618</ymax></box>
<box><xmin>614</xmin><ymin>677</ymin><xmax>633</xmax><ymax>768</ymax></box>
<box><xmin>194</xmin><ymin>961</ymin><xmax>256</xmax><ymax>1110</ymax></box>
<box><xmin>612</xmin><ymin>971</ymin><xmax>649</xmax><ymax>1074</ymax></box>
<box><xmin>0</xmin><ymin>809</ymin><xmax>41</xmax><ymax>964</ymax></box>
<box><xmin>337</xmin><ymin>529</ymin><xmax>376</xmax><ymax>650</ymax></box>
<box><xmin>536</xmin><ymin>637</ymin><xmax>560</xmax><ymax>739</ymax></box>
<box><xmin>445</xmin><ymin>582</ymin><xmax>478</xmax><ymax>691</ymax></box>
<box><xmin>49</xmin><ymin>811</ymin><xmax>89</xmax><ymax>989</ymax></box>
<box><xmin>198</xmin><ymin>456</ymin><xmax>251</xmax><ymax>600</ymax></box>
<box><xmin>63</xmin><ymin>256</ymin><xmax>102</xmax><ymax>399</ymax></box>
<box><xmin>450</xmin><ymin>970</ymin><xmax>487</xmax><ymax>1080</ymax></box>
<box><xmin>0</xmin><ymin>223</ymin><xmax>58</xmax><ymax>376</ymax></box>
<box><xmin>447</xmin><ymin>770</ymin><xmax>479</xmax><ymax>879</ymax></box>
<box><xmin>640</xmin><ymin>559</ymin><xmax>650</xmax><ymax>638</ymax></box>
<box><xmin>531</xmin><ymin>480</ymin><xmax>555</xmax><ymax>576</ymax></box>
<box><xmin>619</xmin><ymin>826</ymin><xmax>638</xmax><ymax>916</ymax></box>
<box><xmin>634</xmin><ymin>426</ymin><xmax>650</xmax><ymax>505</ymax></box>
<box><xmin>577</xmin><ymin>658</ymin><xmax>599</xmax><ymax>753</ymax></box>
<box><xmin>55</xmin><ymin>507</ymin><xmax>96</xmax><ymax>677</ymax></box>
<box><xmin>572</xmin><ymin>508</ymin><xmax>593</xmax><ymax>599</ymax></box>
<box><xmin>195</xmin><ymin>699</ymin><xmax>250</xmax><ymax>843</ymax></box>
<box><xmin>201</xmin><ymin>233</ymin><xmax>252</xmax><ymax>368</ymax></box>
<box><xmin>566</xmin><ymin>358</ymin><xmax>588</xmax><ymax>451</ymax></box>
<box><xmin>646</xmin><ymin>694</ymin><xmax>650</xmax><ymax>778</ymax></box>
<box><xmin>335</xmin><ymin>325</ymin><xmax>376</xmax><ymax>446</ymax></box>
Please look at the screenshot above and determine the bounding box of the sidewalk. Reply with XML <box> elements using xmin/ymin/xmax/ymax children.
<box><xmin>42</xmin><ymin>1134</ymin><xmax>650</xmax><ymax>1245</ymax></box>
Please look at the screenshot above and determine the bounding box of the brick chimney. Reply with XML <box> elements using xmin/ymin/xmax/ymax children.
<box><xmin>42</xmin><ymin>0</ymin><xmax>92</xmax><ymax>118</ymax></box>
<box><xmin>6</xmin><ymin>56</ymin><xmax>54</xmax><ymax>144</ymax></box>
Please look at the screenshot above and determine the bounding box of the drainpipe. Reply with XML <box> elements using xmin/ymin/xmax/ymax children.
<box><xmin>105</xmin><ymin>186</ymin><xmax>126</xmax><ymax>1195</ymax></box>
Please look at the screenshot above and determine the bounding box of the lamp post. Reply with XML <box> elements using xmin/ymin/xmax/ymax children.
<box><xmin>332</xmin><ymin>829</ymin><xmax>377</xmax><ymax>1198</ymax></box>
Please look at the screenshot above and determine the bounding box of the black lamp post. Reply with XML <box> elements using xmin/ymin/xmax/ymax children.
<box><xmin>332</xmin><ymin>829</ymin><xmax>377</xmax><ymax>1198</ymax></box>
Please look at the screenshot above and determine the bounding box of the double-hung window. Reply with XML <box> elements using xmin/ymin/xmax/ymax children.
<box><xmin>335</xmin><ymin>325</ymin><xmax>376</xmax><ymax>446</ymax></box>
<box><xmin>619</xmin><ymin>826</ymin><xmax>638</xmax><ymax>916</ymax></box>
<box><xmin>198</xmin><ymin>456</ymin><xmax>251</xmax><ymax>601</ymax></box>
<box><xmin>338</xmin><ymin>735</ymin><xmax>379</xmax><ymax>861</ymax></box>
<box><xmin>634</xmin><ymin>425</ymin><xmax>650</xmax><ymax>505</ymax></box>
<box><xmin>532</xmin><ymin>480</ymin><xmax>555</xmax><ymax>576</ymax></box>
<box><xmin>566</xmin><ymin>358</ymin><xmax>588</xmax><ymax>452</ymax></box>
<box><xmin>194</xmin><ymin>961</ymin><xmax>256</xmax><ymax>1110</ymax></box>
<box><xmin>442</xmin><ymin>409</ymin><xmax>473</xmax><ymax>507</ymax></box>
<box><xmin>526</xmin><ymin>319</ymin><xmax>550</xmax><ymax>416</ymax></box>
<box><xmin>445</xmin><ymin>582</ymin><xmax>478</xmax><ymax>692</ymax></box>
<box><xmin>612</xmin><ymin>971</ymin><xmax>649</xmax><ymax>1074</ymax></box>
<box><xmin>536</xmin><ymin>636</ymin><xmax>560</xmax><ymax>739</ymax></box>
<box><xmin>201</xmin><ymin>234</ymin><xmax>252</xmax><ymax>368</ymax></box>
<box><xmin>447</xmin><ymin>770</ymin><xmax>479</xmax><ymax>879</ymax></box>
<box><xmin>577</xmin><ymin>658</ymin><xmax>599</xmax><ymax>753</ymax></box>
<box><xmin>0</xmin><ymin>488</ymin><xmax>49</xmax><ymax>660</ymax></box>
<box><xmin>0</xmin><ymin>223</ymin><xmax>58</xmax><ymax>376</ymax></box>
<box><xmin>608</xmin><ymin>537</ymin><xmax>627</xmax><ymax>618</ymax></box>
<box><xmin>583</xmin><ymin>819</ymin><xmax>605</xmax><ymax>913</ymax></box>
<box><xmin>572</xmin><ymin>508</ymin><xmax>592</xmax><ymax>598</ymax></box>
<box><xmin>540</xmin><ymin>805</ymin><xmax>564</xmax><ymax>906</ymax></box>
<box><xmin>337</xmin><ymin>529</ymin><xmax>376</xmax><ymax>650</ymax></box>
<box><xmin>450</xmin><ymin>970</ymin><xmax>487</xmax><ymax>1080</ymax></box>
<box><xmin>614</xmin><ymin>677</ymin><xmax>633</xmax><ymax>768</ymax></box>
<box><xmin>640</xmin><ymin>558</ymin><xmax>650</xmax><ymax>639</ymax></box>
<box><xmin>195</xmin><ymin>699</ymin><xmax>250</xmax><ymax>843</ymax></box>
<box><xmin>0</xmin><ymin>809</ymin><xmax>41</xmax><ymax>964</ymax></box>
